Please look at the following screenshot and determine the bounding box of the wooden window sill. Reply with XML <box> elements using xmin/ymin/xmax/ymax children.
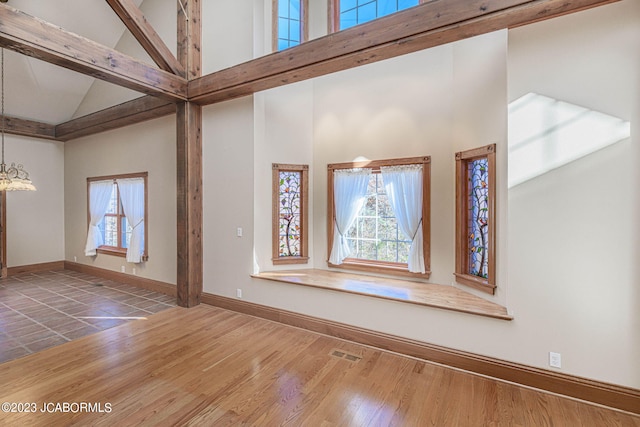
<box><xmin>96</xmin><ymin>247</ymin><xmax>148</xmax><ymax>262</ymax></box>
<box><xmin>251</xmin><ymin>269</ymin><xmax>512</xmax><ymax>321</ymax></box>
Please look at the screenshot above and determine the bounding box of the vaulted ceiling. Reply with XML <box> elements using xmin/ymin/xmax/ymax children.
<box><xmin>2</xmin><ymin>0</ymin><xmax>149</xmax><ymax>124</ymax></box>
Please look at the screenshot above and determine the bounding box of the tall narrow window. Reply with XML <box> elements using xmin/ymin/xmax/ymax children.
<box><xmin>273</xmin><ymin>0</ymin><xmax>308</xmax><ymax>51</ymax></box>
<box><xmin>272</xmin><ymin>163</ymin><xmax>309</xmax><ymax>264</ymax></box>
<box><xmin>455</xmin><ymin>144</ymin><xmax>496</xmax><ymax>294</ymax></box>
<box><xmin>328</xmin><ymin>156</ymin><xmax>430</xmax><ymax>278</ymax></box>
<box><xmin>86</xmin><ymin>172</ymin><xmax>148</xmax><ymax>262</ymax></box>
<box><xmin>330</xmin><ymin>0</ymin><xmax>422</xmax><ymax>32</ymax></box>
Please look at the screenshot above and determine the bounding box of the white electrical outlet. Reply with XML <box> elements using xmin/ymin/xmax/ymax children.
<box><xmin>236</xmin><ymin>227</ymin><xmax>243</xmax><ymax>237</ymax></box>
<box><xmin>132</xmin><ymin>268</ymin><xmax>136</xmax><ymax>275</ymax></box>
<box><xmin>549</xmin><ymin>352</ymin><xmax>562</xmax><ymax>368</ymax></box>
<box><xmin>74</xmin><ymin>256</ymin><xmax>77</xmax><ymax>262</ymax></box>
<box><xmin>121</xmin><ymin>265</ymin><xmax>126</xmax><ymax>273</ymax></box>
<box><xmin>236</xmin><ymin>288</ymin><xmax>242</xmax><ymax>299</ymax></box>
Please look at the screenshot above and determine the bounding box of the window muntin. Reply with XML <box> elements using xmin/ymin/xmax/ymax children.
<box><xmin>455</xmin><ymin>144</ymin><xmax>496</xmax><ymax>294</ymax></box>
<box><xmin>327</xmin><ymin>157</ymin><xmax>430</xmax><ymax>277</ymax></box>
<box><xmin>87</xmin><ymin>172</ymin><xmax>148</xmax><ymax>260</ymax></box>
<box><xmin>272</xmin><ymin>164</ymin><xmax>309</xmax><ymax>264</ymax></box>
<box><xmin>333</xmin><ymin>0</ymin><xmax>420</xmax><ymax>31</ymax></box>
<box><xmin>274</xmin><ymin>0</ymin><xmax>308</xmax><ymax>51</ymax></box>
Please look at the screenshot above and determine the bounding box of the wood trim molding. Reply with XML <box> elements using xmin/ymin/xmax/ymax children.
<box><xmin>63</xmin><ymin>261</ymin><xmax>176</xmax><ymax>297</ymax></box>
<box><xmin>7</xmin><ymin>261</ymin><xmax>65</xmax><ymax>276</ymax></box>
<box><xmin>201</xmin><ymin>292</ymin><xmax>640</xmax><ymax>414</ymax></box>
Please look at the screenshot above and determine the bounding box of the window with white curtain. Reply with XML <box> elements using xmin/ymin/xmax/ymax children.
<box><xmin>86</xmin><ymin>172</ymin><xmax>148</xmax><ymax>263</ymax></box>
<box><xmin>327</xmin><ymin>156</ymin><xmax>430</xmax><ymax>278</ymax></box>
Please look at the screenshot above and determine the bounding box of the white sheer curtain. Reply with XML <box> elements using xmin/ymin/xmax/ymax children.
<box><xmin>381</xmin><ymin>164</ymin><xmax>425</xmax><ymax>273</ymax></box>
<box><xmin>85</xmin><ymin>180</ymin><xmax>114</xmax><ymax>256</ymax></box>
<box><xmin>116</xmin><ymin>177</ymin><xmax>145</xmax><ymax>263</ymax></box>
<box><xmin>329</xmin><ymin>168</ymin><xmax>371</xmax><ymax>265</ymax></box>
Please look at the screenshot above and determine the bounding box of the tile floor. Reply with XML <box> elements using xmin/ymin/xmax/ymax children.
<box><xmin>0</xmin><ymin>269</ymin><xmax>175</xmax><ymax>364</ymax></box>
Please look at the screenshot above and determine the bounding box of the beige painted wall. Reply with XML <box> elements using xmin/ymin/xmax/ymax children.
<box><xmin>204</xmin><ymin>3</ymin><xmax>638</xmax><ymax>388</ymax></box>
<box><xmin>507</xmin><ymin>0</ymin><xmax>639</xmax><ymax>388</ymax></box>
<box><xmin>64</xmin><ymin>116</ymin><xmax>177</xmax><ymax>284</ymax></box>
<box><xmin>5</xmin><ymin>135</ymin><xmax>64</xmax><ymax>267</ymax></box>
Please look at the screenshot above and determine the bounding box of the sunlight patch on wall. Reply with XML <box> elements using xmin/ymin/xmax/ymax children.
<box><xmin>508</xmin><ymin>93</ymin><xmax>631</xmax><ymax>188</ymax></box>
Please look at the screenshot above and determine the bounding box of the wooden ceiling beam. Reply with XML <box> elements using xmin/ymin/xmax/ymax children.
<box><xmin>1</xmin><ymin>115</ymin><xmax>58</xmax><ymax>141</ymax></box>
<box><xmin>0</xmin><ymin>3</ymin><xmax>187</xmax><ymax>102</ymax></box>
<box><xmin>105</xmin><ymin>0</ymin><xmax>186</xmax><ymax>77</ymax></box>
<box><xmin>188</xmin><ymin>0</ymin><xmax>620</xmax><ymax>105</ymax></box>
<box><xmin>55</xmin><ymin>96</ymin><xmax>176</xmax><ymax>141</ymax></box>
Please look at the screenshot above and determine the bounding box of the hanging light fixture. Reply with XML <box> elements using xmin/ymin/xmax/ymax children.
<box><xmin>0</xmin><ymin>48</ymin><xmax>36</xmax><ymax>191</ymax></box>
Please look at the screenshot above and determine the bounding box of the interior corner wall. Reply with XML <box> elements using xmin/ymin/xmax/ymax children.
<box><xmin>63</xmin><ymin>116</ymin><xmax>177</xmax><ymax>285</ymax></box>
<box><xmin>506</xmin><ymin>0</ymin><xmax>640</xmax><ymax>388</ymax></box>
<box><xmin>5</xmin><ymin>135</ymin><xmax>64</xmax><ymax>267</ymax></box>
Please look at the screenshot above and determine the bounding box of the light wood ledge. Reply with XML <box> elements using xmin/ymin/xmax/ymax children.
<box><xmin>251</xmin><ymin>269</ymin><xmax>512</xmax><ymax>320</ymax></box>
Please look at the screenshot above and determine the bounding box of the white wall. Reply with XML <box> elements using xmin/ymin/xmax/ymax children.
<box><xmin>5</xmin><ymin>135</ymin><xmax>64</xmax><ymax>267</ymax></box>
<box><xmin>219</xmin><ymin>2</ymin><xmax>638</xmax><ymax>388</ymax></box>
<box><xmin>202</xmin><ymin>97</ymin><xmax>255</xmax><ymax>294</ymax></box>
<box><xmin>64</xmin><ymin>116</ymin><xmax>177</xmax><ymax>284</ymax></box>
<box><xmin>507</xmin><ymin>0</ymin><xmax>639</xmax><ymax>388</ymax></box>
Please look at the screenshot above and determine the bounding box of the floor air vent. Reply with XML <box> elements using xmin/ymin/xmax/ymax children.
<box><xmin>91</xmin><ymin>283</ymin><xmax>104</xmax><ymax>287</ymax></box>
<box><xmin>330</xmin><ymin>349</ymin><xmax>362</xmax><ymax>362</ymax></box>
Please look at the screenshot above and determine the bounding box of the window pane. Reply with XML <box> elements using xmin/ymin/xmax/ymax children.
<box><xmin>378</xmin><ymin>0</ymin><xmax>398</xmax><ymax>16</ymax></box>
<box><xmin>122</xmin><ymin>217</ymin><xmax>132</xmax><ymax>249</ymax></box>
<box><xmin>341</xmin><ymin>0</ymin><xmax>358</xmax><ymax>12</ymax></box>
<box><xmin>398</xmin><ymin>0</ymin><xmax>419</xmax><ymax>11</ymax></box>
<box><xmin>278</xmin><ymin>17</ymin><xmax>290</xmax><ymax>40</ymax></box>
<box><xmin>278</xmin><ymin>171</ymin><xmax>302</xmax><ymax>257</ymax></box>
<box><xmin>467</xmin><ymin>158</ymin><xmax>489</xmax><ymax>278</ymax></box>
<box><xmin>358</xmin><ymin>2</ymin><xmax>377</xmax><ymax>24</ymax></box>
<box><xmin>341</xmin><ymin>9</ymin><xmax>358</xmax><ymax>29</ymax></box>
<box><xmin>106</xmin><ymin>183</ymin><xmax>118</xmax><ymax>214</ymax></box>
<box><xmin>103</xmin><ymin>215</ymin><xmax>118</xmax><ymax>247</ymax></box>
<box><xmin>290</xmin><ymin>19</ymin><xmax>301</xmax><ymax>42</ymax></box>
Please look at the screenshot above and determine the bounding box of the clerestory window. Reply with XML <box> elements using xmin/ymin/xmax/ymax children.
<box><xmin>273</xmin><ymin>0</ymin><xmax>308</xmax><ymax>51</ymax></box>
<box><xmin>330</xmin><ymin>0</ymin><xmax>424</xmax><ymax>32</ymax></box>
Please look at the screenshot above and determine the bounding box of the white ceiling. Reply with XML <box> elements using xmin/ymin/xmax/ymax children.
<box><xmin>2</xmin><ymin>0</ymin><xmax>147</xmax><ymax>124</ymax></box>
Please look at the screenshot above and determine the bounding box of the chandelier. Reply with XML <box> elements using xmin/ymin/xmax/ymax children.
<box><xmin>0</xmin><ymin>48</ymin><xmax>36</xmax><ymax>191</ymax></box>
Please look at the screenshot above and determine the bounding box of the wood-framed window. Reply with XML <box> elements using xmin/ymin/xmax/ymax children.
<box><xmin>273</xmin><ymin>0</ymin><xmax>308</xmax><ymax>51</ymax></box>
<box><xmin>327</xmin><ymin>156</ymin><xmax>430</xmax><ymax>278</ymax></box>
<box><xmin>329</xmin><ymin>0</ymin><xmax>427</xmax><ymax>33</ymax></box>
<box><xmin>455</xmin><ymin>144</ymin><xmax>496</xmax><ymax>294</ymax></box>
<box><xmin>272</xmin><ymin>163</ymin><xmax>309</xmax><ymax>265</ymax></box>
<box><xmin>87</xmin><ymin>172</ymin><xmax>148</xmax><ymax>261</ymax></box>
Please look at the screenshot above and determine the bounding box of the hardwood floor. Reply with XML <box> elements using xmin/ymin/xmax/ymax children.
<box><xmin>0</xmin><ymin>304</ymin><xmax>637</xmax><ymax>426</ymax></box>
